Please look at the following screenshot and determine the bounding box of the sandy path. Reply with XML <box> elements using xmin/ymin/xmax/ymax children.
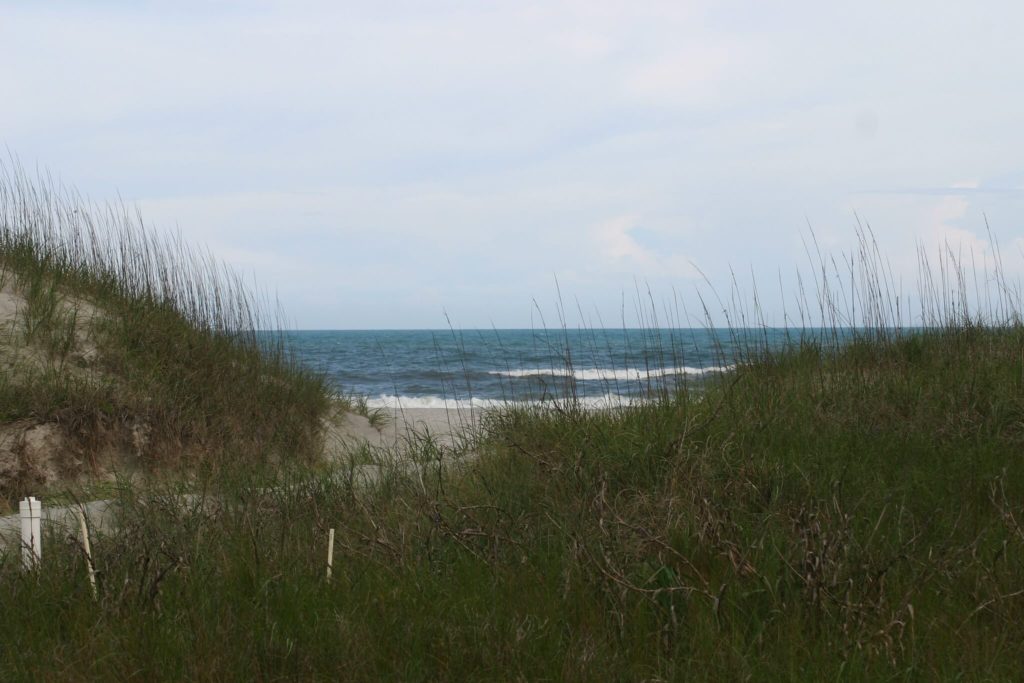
<box><xmin>0</xmin><ymin>406</ymin><xmax>488</xmax><ymax>548</ymax></box>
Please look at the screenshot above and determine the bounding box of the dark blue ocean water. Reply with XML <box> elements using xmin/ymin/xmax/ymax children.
<box><xmin>282</xmin><ymin>328</ymin><xmax>800</xmax><ymax>408</ymax></box>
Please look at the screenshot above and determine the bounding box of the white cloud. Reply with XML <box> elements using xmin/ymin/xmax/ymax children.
<box><xmin>926</xmin><ymin>195</ymin><xmax>978</xmax><ymax>251</ymax></box>
<box><xmin>594</xmin><ymin>215</ymin><xmax>699</xmax><ymax>279</ymax></box>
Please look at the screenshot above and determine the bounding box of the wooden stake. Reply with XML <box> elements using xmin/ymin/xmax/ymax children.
<box><xmin>326</xmin><ymin>528</ymin><xmax>335</xmax><ymax>582</ymax></box>
<box><xmin>76</xmin><ymin>508</ymin><xmax>97</xmax><ymax>601</ymax></box>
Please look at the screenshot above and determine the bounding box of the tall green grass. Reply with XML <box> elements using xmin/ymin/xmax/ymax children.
<box><xmin>0</xmin><ymin>187</ymin><xmax>1021</xmax><ymax>680</ymax></box>
<box><xmin>0</xmin><ymin>161</ymin><xmax>331</xmax><ymax>498</ymax></box>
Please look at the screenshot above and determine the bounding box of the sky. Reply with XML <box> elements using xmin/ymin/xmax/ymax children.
<box><xmin>2</xmin><ymin>1</ymin><xmax>1023</xmax><ymax>329</ymax></box>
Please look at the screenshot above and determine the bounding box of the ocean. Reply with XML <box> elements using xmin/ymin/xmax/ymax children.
<box><xmin>282</xmin><ymin>328</ymin><xmax>799</xmax><ymax>408</ymax></box>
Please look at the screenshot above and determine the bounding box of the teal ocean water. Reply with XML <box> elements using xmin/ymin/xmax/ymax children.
<box><xmin>283</xmin><ymin>328</ymin><xmax>797</xmax><ymax>408</ymax></box>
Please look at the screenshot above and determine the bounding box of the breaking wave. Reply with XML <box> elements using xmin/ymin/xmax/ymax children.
<box><xmin>364</xmin><ymin>394</ymin><xmax>647</xmax><ymax>410</ymax></box>
<box><xmin>489</xmin><ymin>365</ymin><xmax>732</xmax><ymax>381</ymax></box>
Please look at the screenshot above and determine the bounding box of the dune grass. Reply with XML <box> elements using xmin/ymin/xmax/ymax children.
<box><xmin>0</xmin><ymin>210</ymin><xmax>1020</xmax><ymax>680</ymax></box>
<box><xmin>0</xmin><ymin>162</ymin><xmax>332</xmax><ymax>499</ymax></box>
<box><xmin>1</xmin><ymin>322</ymin><xmax>1022</xmax><ymax>680</ymax></box>
<box><xmin>0</xmin><ymin>161</ymin><xmax>1020</xmax><ymax>678</ymax></box>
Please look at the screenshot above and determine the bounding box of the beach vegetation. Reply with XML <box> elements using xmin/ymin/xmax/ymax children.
<box><xmin>0</xmin><ymin>161</ymin><xmax>333</xmax><ymax>502</ymax></box>
<box><xmin>0</xmin><ymin>166</ymin><xmax>1021</xmax><ymax>679</ymax></box>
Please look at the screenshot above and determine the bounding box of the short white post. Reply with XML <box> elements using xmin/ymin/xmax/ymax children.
<box><xmin>326</xmin><ymin>528</ymin><xmax>335</xmax><ymax>581</ymax></box>
<box><xmin>19</xmin><ymin>496</ymin><xmax>42</xmax><ymax>570</ymax></box>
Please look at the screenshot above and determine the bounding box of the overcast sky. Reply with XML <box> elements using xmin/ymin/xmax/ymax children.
<box><xmin>2</xmin><ymin>1</ymin><xmax>1023</xmax><ymax>328</ymax></box>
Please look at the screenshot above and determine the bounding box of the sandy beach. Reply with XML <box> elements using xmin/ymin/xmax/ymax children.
<box><xmin>323</xmin><ymin>405</ymin><xmax>485</xmax><ymax>458</ymax></box>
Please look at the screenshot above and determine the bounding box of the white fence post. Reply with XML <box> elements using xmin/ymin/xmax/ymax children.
<box><xmin>19</xmin><ymin>496</ymin><xmax>42</xmax><ymax>570</ymax></box>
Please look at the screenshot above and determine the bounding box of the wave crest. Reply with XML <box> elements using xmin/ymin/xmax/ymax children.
<box><xmin>364</xmin><ymin>394</ymin><xmax>646</xmax><ymax>410</ymax></box>
<box><xmin>488</xmin><ymin>365</ymin><xmax>732</xmax><ymax>381</ymax></box>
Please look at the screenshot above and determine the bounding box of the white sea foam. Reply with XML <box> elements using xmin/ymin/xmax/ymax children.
<box><xmin>489</xmin><ymin>365</ymin><xmax>732</xmax><ymax>382</ymax></box>
<box><xmin>364</xmin><ymin>394</ymin><xmax>645</xmax><ymax>410</ymax></box>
